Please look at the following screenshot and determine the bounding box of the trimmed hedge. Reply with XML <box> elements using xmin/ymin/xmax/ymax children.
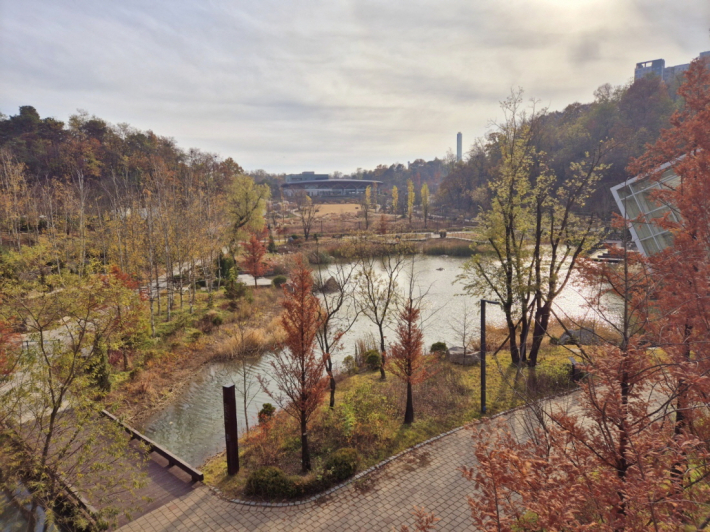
<box><xmin>272</xmin><ymin>275</ymin><xmax>288</xmax><ymax>288</ymax></box>
<box><xmin>323</xmin><ymin>448</ymin><xmax>360</xmax><ymax>482</ymax></box>
<box><xmin>245</xmin><ymin>467</ymin><xmax>297</xmax><ymax>499</ymax></box>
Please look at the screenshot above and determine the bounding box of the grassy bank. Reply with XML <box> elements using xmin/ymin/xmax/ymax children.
<box><xmin>106</xmin><ymin>285</ymin><xmax>284</xmax><ymax>424</ymax></box>
<box><xmin>203</xmin><ymin>345</ymin><xmax>576</xmax><ymax>501</ymax></box>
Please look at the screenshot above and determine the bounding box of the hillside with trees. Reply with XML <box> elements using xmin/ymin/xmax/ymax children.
<box><xmin>438</xmin><ymin>75</ymin><xmax>678</xmax><ymax>218</ymax></box>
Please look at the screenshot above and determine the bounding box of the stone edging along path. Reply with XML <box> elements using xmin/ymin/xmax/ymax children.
<box><xmin>209</xmin><ymin>387</ymin><xmax>580</xmax><ymax>508</ymax></box>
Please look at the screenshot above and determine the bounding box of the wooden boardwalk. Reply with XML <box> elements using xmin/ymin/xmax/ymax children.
<box><xmin>105</xmin><ymin>441</ymin><xmax>200</xmax><ymax>529</ymax></box>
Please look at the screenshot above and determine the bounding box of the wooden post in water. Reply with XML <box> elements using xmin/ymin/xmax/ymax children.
<box><xmin>223</xmin><ymin>384</ymin><xmax>239</xmax><ymax>475</ymax></box>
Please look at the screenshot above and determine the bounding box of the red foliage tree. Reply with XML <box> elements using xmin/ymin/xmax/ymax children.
<box><xmin>260</xmin><ymin>255</ymin><xmax>327</xmax><ymax>471</ymax></box>
<box><xmin>241</xmin><ymin>230</ymin><xmax>268</xmax><ymax>287</ymax></box>
<box><xmin>628</xmin><ymin>57</ymin><xmax>710</xmax><ymax>436</ymax></box>
<box><xmin>461</xmin><ymin>243</ymin><xmax>710</xmax><ymax>530</ymax></box>
<box><xmin>387</xmin><ymin>297</ymin><xmax>435</xmax><ymax>425</ymax></box>
<box><xmin>458</xmin><ymin>63</ymin><xmax>710</xmax><ymax>530</ymax></box>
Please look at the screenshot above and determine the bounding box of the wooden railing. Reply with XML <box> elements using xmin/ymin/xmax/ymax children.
<box><xmin>101</xmin><ymin>410</ymin><xmax>204</xmax><ymax>482</ymax></box>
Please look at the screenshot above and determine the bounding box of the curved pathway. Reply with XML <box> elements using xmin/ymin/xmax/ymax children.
<box><xmin>117</xmin><ymin>392</ymin><xmax>580</xmax><ymax>531</ymax></box>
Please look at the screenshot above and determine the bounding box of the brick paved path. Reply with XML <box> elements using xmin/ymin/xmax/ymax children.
<box><xmin>117</xmin><ymin>392</ymin><xmax>580</xmax><ymax>531</ymax></box>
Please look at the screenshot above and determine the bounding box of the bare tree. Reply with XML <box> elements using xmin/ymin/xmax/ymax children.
<box><xmin>314</xmin><ymin>245</ymin><xmax>360</xmax><ymax>408</ymax></box>
<box><xmin>229</xmin><ymin>322</ymin><xmax>262</xmax><ymax>434</ymax></box>
<box><xmin>451</xmin><ymin>299</ymin><xmax>478</xmax><ymax>362</ymax></box>
<box><xmin>295</xmin><ymin>192</ymin><xmax>318</xmax><ymax>241</ymax></box>
<box><xmin>356</xmin><ymin>243</ymin><xmax>407</xmax><ymax>379</ymax></box>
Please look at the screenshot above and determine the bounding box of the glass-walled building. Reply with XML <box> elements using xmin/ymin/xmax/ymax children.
<box><xmin>610</xmin><ymin>165</ymin><xmax>680</xmax><ymax>256</ymax></box>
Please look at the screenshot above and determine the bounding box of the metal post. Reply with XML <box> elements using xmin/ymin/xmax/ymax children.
<box><xmin>480</xmin><ymin>300</ymin><xmax>487</xmax><ymax>415</ymax></box>
<box><xmin>222</xmin><ymin>384</ymin><xmax>239</xmax><ymax>475</ymax></box>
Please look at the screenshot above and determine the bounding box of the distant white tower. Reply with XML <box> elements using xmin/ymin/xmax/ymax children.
<box><xmin>456</xmin><ymin>132</ymin><xmax>462</xmax><ymax>162</ymax></box>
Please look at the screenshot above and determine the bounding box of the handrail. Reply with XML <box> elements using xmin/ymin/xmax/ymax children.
<box><xmin>100</xmin><ymin>410</ymin><xmax>204</xmax><ymax>482</ymax></box>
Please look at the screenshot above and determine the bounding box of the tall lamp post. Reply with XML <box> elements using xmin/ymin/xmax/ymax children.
<box><xmin>480</xmin><ymin>299</ymin><xmax>500</xmax><ymax>415</ymax></box>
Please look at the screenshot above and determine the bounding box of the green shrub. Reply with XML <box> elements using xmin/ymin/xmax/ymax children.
<box><xmin>342</xmin><ymin>355</ymin><xmax>358</xmax><ymax>375</ymax></box>
<box><xmin>186</xmin><ymin>328</ymin><xmax>202</xmax><ymax>341</ymax></box>
<box><xmin>272</xmin><ymin>275</ymin><xmax>288</xmax><ymax>288</ymax></box>
<box><xmin>258</xmin><ymin>403</ymin><xmax>276</xmax><ymax>424</ymax></box>
<box><xmin>323</xmin><ymin>448</ymin><xmax>360</xmax><ymax>482</ymax></box>
<box><xmin>364</xmin><ymin>350</ymin><xmax>381</xmax><ymax>371</ymax></box>
<box><xmin>224</xmin><ymin>268</ymin><xmax>247</xmax><ymax>302</ymax></box>
<box><xmin>268</xmin><ymin>235</ymin><xmax>278</xmax><ymax>254</ymax></box>
<box><xmin>245</xmin><ymin>466</ymin><xmax>297</xmax><ymax>499</ymax></box>
<box><xmin>430</xmin><ymin>341</ymin><xmax>447</xmax><ymax>354</ymax></box>
<box><xmin>308</xmin><ymin>250</ymin><xmax>333</xmax><ymax>265</ymax></box>
<box><xmin>129</xmin><ymin>367</ymin><xmax>143</xmax><ymax>380</ymax></box>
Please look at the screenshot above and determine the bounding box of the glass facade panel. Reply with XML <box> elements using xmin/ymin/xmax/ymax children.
<box><xmin>623</xmin><ymin>197</ymin><xmax>641</xmax><ymax>218</ymax></box>
<box><xmin>641</xmin><ymin>237</ymin><xmax>660</xmax><ymax>255</ymax></box>
<box><xmin>633</xmin><ymin>222</ymin><xmax>653</xmax><ymax>240</ymax></box>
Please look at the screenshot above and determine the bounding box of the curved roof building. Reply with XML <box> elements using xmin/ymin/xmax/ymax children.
<box><xmin>281</xmin><ymin>172</ymin><xmax>381</xmax><ymax>198</ymax></box>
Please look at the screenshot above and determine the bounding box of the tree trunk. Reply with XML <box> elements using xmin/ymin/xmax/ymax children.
<box><xmin>300</xmin><ymin>413</ymin><xmax>311</xmax><ymax>472</ymax></box>
<box><xmin>528</xmin><ymin>302</ymin><xmax>551</xmax><ymax>367</ymax></box>
<box><xmin>329</xmin><ymin>374</ymin><xmax>336</xmax><ymax>409</ymax></box>
<box><xmin>404</xmin><ymin>382</ymin><xmax>414</xmax><ymax>424</ymax></box>
<box><xmin>378</xmin><ymin>324</ymin><xmax>387</xmax><ymax>380</ymax></box>
<box><xmin>506</xmin><ymin>317</ymin><xmax>520</xmax><ymax>365</ymax></box>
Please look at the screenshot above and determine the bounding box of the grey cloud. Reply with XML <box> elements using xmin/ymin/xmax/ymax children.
<box><xmin>1</xmin><ymin>0</ymin><xmax>709</xmax><ymax>173</ymax></box>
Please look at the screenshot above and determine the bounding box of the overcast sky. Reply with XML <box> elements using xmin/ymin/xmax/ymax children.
<box><xmin>1</xmin><ymin>0</ymin><xmax>708</xmax><ymax>174</ymax></box>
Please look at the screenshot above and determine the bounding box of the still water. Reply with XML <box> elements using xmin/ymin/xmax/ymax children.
<box><xmin>0</xmin><ymin>491</ymin><xmax>59</xmax><ymax>532</ymax></box>
<box><xmin>142</xmin><ymin>255</ymin><xmax>613</xmax><ymax>466</ymax></box>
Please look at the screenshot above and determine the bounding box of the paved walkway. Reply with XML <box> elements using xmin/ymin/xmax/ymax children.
<box><xmin>117</xmin><ymin>392</ymin><xmax>581</xmax><ymax>532</ymax></box>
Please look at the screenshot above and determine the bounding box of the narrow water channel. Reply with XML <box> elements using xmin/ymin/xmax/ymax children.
<box><xmin>142</xmin><ymin>255</ymin><xmax>616</xmax><ymax>467</ymax></box>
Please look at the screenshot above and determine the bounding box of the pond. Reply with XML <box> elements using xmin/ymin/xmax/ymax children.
<box><xmin>0</xmin><ymin>491</ymin><xmax>58</xmax><ymax>532</ymax></box>
<box><xmin>142</xmin><ymin>254</ymin><xmax>616</xmax><ymax>466</ymax></box>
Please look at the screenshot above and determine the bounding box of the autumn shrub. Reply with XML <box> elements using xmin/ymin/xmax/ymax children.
<box><xmin>245</xmin><ymin>466</ymin><xmax>297</xmax><ymax>499</ymax></box>
<box><xmin>270</xmin><ymin>263</ymin><xmax>288</xmax><ymax>276</ymax></box>
<box><xmin>341</xmin><ymin>355</ymin><xmax>358</xmax><ymax>375</ymax></box>
<box><xmin>258</xmin><ymin>403</ymin><xmax>275</xmax><ymax>423</ymax></box>
<box><xmin>323</xmin><ymin>448</ymin><xmax>359</xmax><ymax>482</ymax></box>
<box><xmin>198</xmin><ymin>311</ymin><xmax>223</xmax><ymax>333</ymax></box>
<box><xmin>307</xmin><ymin>250</ymin><xmax>333</xmax><ymax>265</ymax></box>
<box><xmin>364</xmin><ymin>350</ymin><xmax>381</xmax><ymax>371</ymax></box>
<box><xmin>243</xmin><ymin>418</ymin><xmax>285</xmax><ymax>466</ymax></box>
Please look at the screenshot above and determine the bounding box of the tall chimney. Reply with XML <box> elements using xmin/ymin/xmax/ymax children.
<box><xmin>456</xmin><ymin>132</ymin><xmax>462</xmax><ymax>162</ymax></box>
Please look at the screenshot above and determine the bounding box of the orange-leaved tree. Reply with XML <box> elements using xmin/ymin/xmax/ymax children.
<box><xmin>261</xmin><ymin>255</ymin><xmax>327</xmax><ymax>471</ymax></box>
<box><xmin>628</xmin><ymin>56</ymin><xmax>710</xmax><ymax>438</ymax></box>
<box><xmin>462</xmin><ymin>243</ymin><xmax>710</xmax><ymax>530</ymax></box>
<box><xmin>387</xmin><ymin>294</ymin><xmax>435</xmax><ymax>425</ymax></box>
<box><xmin>458</xmin><ymin>62</ymin><xmax>710</xmax><ymax>530</ymax></box>
<box><xmin>241</xmin><ymin>230</ymin><xmax>268</xmax><ymax>287</ymax></box>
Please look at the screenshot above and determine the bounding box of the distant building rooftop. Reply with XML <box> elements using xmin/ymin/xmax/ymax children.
<box><xmin>281</xmin><ymin>172</ymin><xmax>381</xmax><ymax>198</ymax></box>
<box><xmin>634</xmin><ymin>51</ymin><xmax>710</xmax><ymax>84</ymax></box>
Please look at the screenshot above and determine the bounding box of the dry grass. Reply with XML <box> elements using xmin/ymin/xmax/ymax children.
<box><xmin>212</xmin><ymin>316</ymin><xmax>284</xmax><ymax>360</ymax></box>
<box><xmin>313</xmin><ymin>204</ymin><xmax>361</xmax><ymax>217</ymax></box>
<box><xmin>107</xmin><ymin>288</ymin><xmax>284</xmax><ymax>424</ymax></box>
